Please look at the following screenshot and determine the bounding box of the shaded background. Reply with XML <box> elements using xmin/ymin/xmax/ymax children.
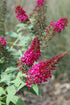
<box><xmin>4</xmin><ymin>0</ymin><xmax>70</xmax><ymax>105</ymax></box>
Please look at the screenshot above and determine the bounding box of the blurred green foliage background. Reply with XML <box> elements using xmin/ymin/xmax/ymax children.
<box><xmin>5</xmin><ymin>0</ymin><xmax>70</xmax><ymax>81</ymax></box>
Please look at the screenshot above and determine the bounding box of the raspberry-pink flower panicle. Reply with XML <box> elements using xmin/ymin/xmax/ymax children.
<box><xmin>36</xmin><ymin>0</ymin><xmax>44</xmax><ymax>7</ymax></box>
<box><xmin>15</xmin><ymin>5</ymin><xmax>29</xmax><ymax>23</ymax></box>
<box><xmin>50</xmin><ymin>18</ymin><xmax>68</xmax><ymax>33</ymax></box>
<box><xmin>21</xmin><ymin>36</ymin><xmax>41</xmax><ymax>66</ymax></box>
<box><xmin>0</xmin><ymin>37</ymin><xmax>6</xmax><ymax>47</ymax></box>
<box><xmin>26</xmin><ymin>52</ymin><xmax>67</xmax><ymax>87</ymax></box>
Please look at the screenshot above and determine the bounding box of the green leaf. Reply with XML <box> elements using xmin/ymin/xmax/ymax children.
<box><xmin>16</xmin><ymin>28</ymin><xmax>22</xmax><ymax>33</ymax></box>
<box><xmin>5</xmin><ymin>67</ymin><xmax>18</xmax><ymax>74</ymax></box>
<box><xmin>11</xmin><ymin>96</ymin><xmax>25</xmax><ymax>105</ymax></box>
<box><xmin>6</xmin><ymin>32</ymin><xmax>18</xmax><ymax>38</ymax></box>
<box><xmin>32</xmin><ymin>84</ymin><xmax>42</xmax><ymax>97</ymax></box>
<box><xmin>17</xmin><ymin>36</ymin><xmax>30</xmax><ymax>46</ymax></box>
<box><xmin>12</xmin><ymin>50</ymin><xmax>22</xmax><ymax>57</ymax></box>
<box><xmin>7</xmin><ymin>47</ymin><xmax>17</xmax><ymax>52</ymax></box>
<box><xmin>11</xmin><ymin>72</ymin><xmax>26</xmax><ymax>89</ymax></box>
<box><xmin>0</xmin><ymin>73</ymin><xmax>12</xmax><ymax>85</ymax></box>
<box><xmin>23</xmin><ymin>86</ymin><xmax>37</xmax><ymax>95</ymax></box>
<box><xmin>0</xmin><ymin>87</ymin><xmax>6</xmax><ymax>96</ymax></box>
<box><xmin>27</xmin><ymin>25</ymin><xmax>33</xmax><ymax>30</ymax></box>
<box><xmin>6</xmin><ymin>85</ymin><xmax>17</xmax><ymax>105</ymax></box>
<box><xmin>0</xmin><ymin>101</ymin><xmax>5</xmax><ymax>105</ymax></box>
<box><xmin>16</xmin><ymin>23</ymin><xmax>27</xmax><ymax>32</ymax></box>
<box><xmin>7</xmin><ymin>85</ymin><xmax>17</xmax><ymax>95</ymax></box>
<box><xmin>16</xmin><ymin>23</ymin><xmax>25</xmax><ymax>27</ymax></box>
<box><xmin>6</xmin><ymin>72</ymin><xmax>26</xmax><ymax>105</ymax></box>
<box><xmin>7</xmin><ymin>41</ymin><xmax>14</xmax><ymax>45</ymax></box>
<box><xmin>0</xmin><ymin>58</ymin><xmax>4</xmax><ymax>63</ymax></box>
<box><xmin>17</xmin><ymin>82</ymin><xmax>26</xmax><ymax>91</ymax></box>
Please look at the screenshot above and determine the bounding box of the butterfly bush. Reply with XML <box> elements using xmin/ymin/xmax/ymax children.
<box><xmin>15</xmin><ymin>2</ymin><xmax>68</xmax><ymax>90</ymax></box>
<box><xmin>0</xmin><ymin>37</ymin><xmax>6</xmax><ymax>47</ymax></box>
<box><xmin>50</xmin><ymin>18</ymin><xmax>68</xmax><ymax>33</ymax></box>
<box><xmin>15</xmin><ymin>5</ymin><xmax>29</xmax><ymax>23</ymax></box>
<box><xmin>0</xmin><ymin>1</ymin><xmax>69</xmax><ymax>105</ymax></box>
<box><xmin>26</xmin><ymin>52</ymin><xmax>67</xmax><ymax>87</ymax></box>
<box><xmin>36</xmin><ymin>0</ymin><xmax>44</xmax><ymax>7</ymax></box>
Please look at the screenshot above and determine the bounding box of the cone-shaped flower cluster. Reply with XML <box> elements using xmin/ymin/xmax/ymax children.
<box><xmin>0</xmin><ymin>37</ymin><xmax>6</xmax><ymax>47</ymax></box>
<box><xmin>26</xmin><ymin>52</ymin><xmax>67</xmax><ymax>87</ymax></box>
<box><xmin>36</xmin><ymin>0</ymin><xmax>44</xmax><ymax>7</ymax></box>
<box><xmin>21</xmin><ymin>37</ymin><xmax>41</xmax><ymax>66</ymax></box>
<box><xmin>15</xmin><ymin>5</ymin><xmax>29</xmax><ymax>23</ymax></box>
<box><xmin>50</xmin><ymin>18</ymin><xmax>68</xmax><ymax>33</ymax></box>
